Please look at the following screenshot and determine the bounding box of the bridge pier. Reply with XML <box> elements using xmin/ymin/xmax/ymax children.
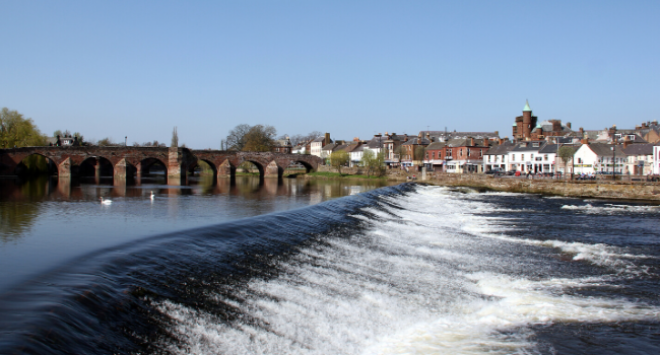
<box><xmin>265</xmin><ymin>161</ymin><xmax>283</xmax><ymax>179</ymax></box>
<box><xmin>58</xmin><ymin>158</ymin><xmax>72</xmax><ymax>178</ymax></box>
<box><xmin>167</xmin><ymin>148</ymin><xmax>188</xmax><ymax>185</ymax></box>
<box><xmin>217</xmin><ymin>159</ymin><xmax>234</xmax><ymax>179</ymax></box>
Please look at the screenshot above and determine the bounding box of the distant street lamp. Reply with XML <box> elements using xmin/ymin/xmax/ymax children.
<box><xmin>611</xmin><ymin>146</ymin><xmax>616</xmax><ymax>181</ymax></box>
<box><xmin>125</xmin><ymin>136</ymin><xmax>127</xmax><ymax>147</ymax></box>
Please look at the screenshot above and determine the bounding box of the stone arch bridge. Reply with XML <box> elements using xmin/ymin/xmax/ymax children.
<box><xmin>0</xmin><ymin>146</ymin><xmax>323</xmax><ymax>185</ymax></box>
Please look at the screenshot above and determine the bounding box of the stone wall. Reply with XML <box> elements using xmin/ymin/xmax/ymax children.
<box><xmin>423</xmin><ymin>173</ymin><xmax>660</xmax><ymax>201</ymax></box>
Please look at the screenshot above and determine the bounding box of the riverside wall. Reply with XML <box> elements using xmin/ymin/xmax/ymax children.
<box><xmin>421</xmin><ymin>173</ymin><xmax>660</xmax><ymax>201</ymax></box>
<box><xmin>315</xmin><ymin>165</ymin><xmax>660</xmax><ymax>201</ymax></box>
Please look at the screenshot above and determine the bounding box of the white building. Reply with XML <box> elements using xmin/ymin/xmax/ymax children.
<box><xmin>622</xmin><ymin>143</ymin><xmax>654</xmax><ymax>176</ymax></box>
<box><xmin>507</xmin><ymin>141</ymin><xmax>545</xmax><ymax>173</ymax></box>
<box><xmin>310</xmin><ymin>133</ymin><xmax>331</xmax><ymax>158</ymax></box>
<box><xmin>349</xmin><ymin>144</ymin><xmax>364</xmax><ymax>167</ymax></box>
<box><xmin>573</xmin><ymin>143</ymin><xmax>626</xmax><ymax>176</ymax></box>
<box><xmin>654</xmin><ymin>145</ymin><xmax>660</xmax><ymax>175</ymax></box>
<box><xmin>483</xmin><ymin>143</ymin><xmax>514</xmax><ymax>172</ymax></box>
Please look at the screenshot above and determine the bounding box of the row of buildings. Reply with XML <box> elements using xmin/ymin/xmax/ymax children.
<box><xmin>277</xmin><ymin>101</ymin><xmax>660</xmax><ymax>176</ymax></box>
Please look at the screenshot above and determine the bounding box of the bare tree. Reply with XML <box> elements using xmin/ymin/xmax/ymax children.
<box><xmin>225</xmin><ymin>124</ymin><xmax>252</xmax><ymax>151</ymax></box>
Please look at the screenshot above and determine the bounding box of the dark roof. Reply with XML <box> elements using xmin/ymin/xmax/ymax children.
<box><xmin>585</xmin><ymin>143</ymin><xmax>626</xmax><ymax>158</ymax></box>
<box><xmin>312</xmin><ymin>136</ymin><xmax>326</xmax><ymax>143</ymax></box>
<box><xmin>426</xmin><ymin>142</ymin><xmax>447</xmax><ymax>150</ymax></box>
<box><xmin>322</xmin><ymin>143</ymin><xmax>338</xmax><ymax>150</ymax></box>
<box><xmin>511</xmin><ymin>141</ymin><xmax>547</xmax><ymax>152</ymax></box>
<box><xmin>485</xmin><ymin>143</ymin><xmax>515</xmax><ymax>155</ymax></box>
<box><xmin>623</xmin><ymin>143</ymin><xmax>653</xmax><ymax>155</ymax></box>
<box><xmin>334</xmin><ymin>144</ymin><xmax>350</xmax><ymax>152</ymax></box>
<box><xmin>366</xmin><ymin>136</ymin><xmax>386</xmax><ymax>148</ymax></box>
<box><xmin>401</xmin><ymin>137</ymin><xmax>431</xmax><ymax>146</ymax></box>
<box><xmin>538</xmin><ymin>144</ymin><xmax>560</xmax><ymax>153</ymax></box>
<box><xmin>420</xmin><ymin>131</ymin><xmax>500</xmax><ymax>139</ymax></box>
<box><xmin>343</xmin><ymin>143</ymin><xmax>363</xmax><ymax>153</ymax></box>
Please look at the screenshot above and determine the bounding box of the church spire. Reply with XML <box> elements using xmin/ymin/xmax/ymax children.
<box><xmin>523</xmin><ymin>99</ymin><xmax>532</xmax><ymax>112</ymax></box>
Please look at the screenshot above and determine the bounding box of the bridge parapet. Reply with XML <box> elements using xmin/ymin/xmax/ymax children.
<box><xmin>0</xmin><ymin>147</ymin><xmax>323</xmax><ymax>184</ymax></box>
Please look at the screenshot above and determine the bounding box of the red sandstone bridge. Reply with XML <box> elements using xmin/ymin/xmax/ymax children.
<box><xmin>0</xmin><ymin>146</ymin><xmax>323</xmax><ymax>185</ymax></box>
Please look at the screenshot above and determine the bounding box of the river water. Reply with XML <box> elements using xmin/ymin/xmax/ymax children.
<box><xmin>0</xmin><ymin>176</ymin><xmax>659</xmax><ymax>354</ymax></box>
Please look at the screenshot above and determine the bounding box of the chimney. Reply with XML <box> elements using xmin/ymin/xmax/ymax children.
<box><xmin>566</xmin><ymin>122</ymin><xmax>571</xmax><ymax>129</ymax></box>
<box><xmin>404</xmin><ymin>134</ymin><xmax>408</xmax><ymax>142</ymax></box>
<box><xmin>623</xmin><ymin>135</ymin><xmax>631</xmax><ymax>149</ymax></box>
<box><xmin>581</xmin><ymin>137</ymin><xmax>589</xmax><ymax>144</ymax></box>
<box><xmin>653</xmin><ymin>120</ymin><xmax>658</xmax><ymax>125</ymax></box>
<box><xmin>498</xmin><ymin>138</ymin><xmax>504</xmax><ymax>145</ymax></box>
<box><xmin>353</xmin><ymin>137</ymin><xmax>360</xmax><ymax>142</ymax></box>
<box><xmin>483</xmin><ymin>138</ymin><xmax>489</xmax><ymax>147</ymax></box>
<box><xmin>552</xmin><ymin>120</ymin><xmax>561</xmax><ymax>132</ymax></box>
<box><xmin>635</xmin><ymin>125</ymin><xmax>641</xmax><ymax>130</ymax></box>
<box><xmin>494</xmin><ymin>131</ymin><xmax>499</xmax><ymax>136</ymax></box>
<box><xmin>579</xmin><ymin>127</ymin><xmax>584</xmax><ymax>137</ymax></box>
<box><xmin>642</xmin><ymin>122</ymin><xmax>647</xmax><ymax>129</ymax></box>
<box><xmin>469</xmin><ymin>137</ymin><xmax>475</xmax><ymax>146</ymax></box>
<box><xmin>325</xmin><ymin>132</ymin><xmax>331</xmax><ymax>144</ymax></box>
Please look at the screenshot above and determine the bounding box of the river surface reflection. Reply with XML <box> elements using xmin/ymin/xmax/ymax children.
<box><xmin>0</xmin><ymin>175</ymin><xmax>395</xmax><ymax>292</ymax></box>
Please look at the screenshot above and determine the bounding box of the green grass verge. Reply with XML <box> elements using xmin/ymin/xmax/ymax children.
<box><xmin>305</xmin><ymin>171</ymin><xmax>387</xmax><ymax>180</ymax></box>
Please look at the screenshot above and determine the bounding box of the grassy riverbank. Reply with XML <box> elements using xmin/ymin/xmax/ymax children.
<box><xmin>301</xmin><ymin>171</ymin><xmax>388</xmax><ymax>180</ymax></box>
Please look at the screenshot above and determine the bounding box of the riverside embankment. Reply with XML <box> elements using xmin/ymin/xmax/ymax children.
<box><xmin>315</xmin><ymin>165</ymin><xmax>660</xmax><ymax>201</ymax></box>
<box><xmin>422</xmin><ymin>173</ymin><xmax>660</xmax><ymax>201</ymax></box>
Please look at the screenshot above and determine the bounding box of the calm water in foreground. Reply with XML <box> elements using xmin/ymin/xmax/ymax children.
<box><xmin>0</xmin><ymin>176</ymin><xmax>659</xmax><ymax>354</ymax></box>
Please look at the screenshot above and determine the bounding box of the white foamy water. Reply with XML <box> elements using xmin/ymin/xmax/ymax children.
<box><xmin>561</xmin><ymin>203</ymin><xmax>660</xmax><ymax>214</ymax></box>
<box><xmin>153</xmin><ymin>185</ymin><xmax>659</xmax><ymax>354</ymax></box>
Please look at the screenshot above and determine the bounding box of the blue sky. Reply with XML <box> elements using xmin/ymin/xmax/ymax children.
<box><xmin>1</xmin><ymin>1</ymin><xmax>658</xmax><ymax>148</ymax></box>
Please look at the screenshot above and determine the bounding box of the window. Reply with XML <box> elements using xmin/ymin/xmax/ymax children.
<box><xmin>459</xmin><ymin>149</ymin><xmax>463</xmax><ymax>156</ymax></box>
<box><xmin>544</xmin><ymin>154</ymin><xmax>548</xmax><ymax>161</ymax></box>
<box><xmin>521</xmin><ymin>154</ymin><xmax>525</xmax><ymax>161</ymax></box>
<box><xmin>479</xmin><ymin>150</ymin><xmax>483</xmax><ymax>157</ymax></box>
<box><xmin>488</xmin><ymin>155</ymin><xmax>491</xmax><ymax>162</ymax></box>
<box><xmin>512</xmin><ymin>154</ymin><xmax>515</xmax><ymax>161</ymax></box>
<box><xmin>532</xmin><ymin>142</ymin><xmax>539</xmax><ymax>147</ymax></box>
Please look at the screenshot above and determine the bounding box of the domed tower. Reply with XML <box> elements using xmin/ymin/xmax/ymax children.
<box><xmin>522</xmin><ymin>100</ymin><xmax>533</xmax><ymax>139</ymax></box>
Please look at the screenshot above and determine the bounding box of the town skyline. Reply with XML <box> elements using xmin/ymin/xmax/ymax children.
<box><xmin>2</xmin><ymin>1</ymin><xmax>658</xmax><ymax>149</ymax></box>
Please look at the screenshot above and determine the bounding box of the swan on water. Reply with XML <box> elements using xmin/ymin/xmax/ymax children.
<box><xmin>150</xmin><ymin>191</ymin><xmax>155</xmax><ymax>201</ymax></box>
<box><xmin>100</xmin><ymin>197</ymin><xmax>112</xmax><ymax>205</ymax></box>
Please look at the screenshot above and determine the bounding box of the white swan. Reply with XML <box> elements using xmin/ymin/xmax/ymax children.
<box><xmin>100</xmin><ymin>197</ymin><xmax>112</xmax><ymax>205</ymax></box>
<box><xmin>150</xmin><ymin>191</ymin><xmax>155</xmax><ymax>201</ymax></box>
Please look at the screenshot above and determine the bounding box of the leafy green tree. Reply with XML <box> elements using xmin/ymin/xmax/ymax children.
<box><xmin>242</xmin><ymin>124</ymin><xmax>276</xmax><ymax>152</ymax></box>
<box><xmin>330</xmin><ymin>150</ymin><xmax>349</xmax><ymax>175</ymax></box>
<box><xmin>361</xmin><ymin>150</ymin><xmax>385</xmax><ymax>176</ymax></box>
<box><xmin>171</xmin><ymin>126</ymin><xmax>179</xmax><ymax>147</ymax></box>
<box><xmin>558</xmin><ymin>146</ymin><xmax>575</xmax><ymax>177</ymax></box>
<box><xmin>372</xmin><ymin>151</ymin><xmax>386</xmax><ymax>176</ymax></box>
<box><xmin>361</xmin><ymin>149</ymin><xmax>376</xmax><ymax>176</ymax></box>
<box><xmin>0</xmin><ymin>108</ymin><xmax>47</xmax><ymax>148</ymax></box>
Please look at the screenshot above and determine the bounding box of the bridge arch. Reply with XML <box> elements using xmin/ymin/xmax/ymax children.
<box><xmin>80</xmin><ymin>156</ymin><xmax>114</xmax><ymax>178</ymax></box>
<box><xmin>139</xmin><ymin>157</ymin><xmax>168</xmax><ymax>182</ymax></box>
<box><xmin>288</xmin><ymin>159</ymin><xmax>314</xmax><ymax>173</ymax></box>
<box><xmin>14</xmin><ymin>153</ymin><xmax>58</xmax><ymax>177</ymax></box>
<box><xmin>242</xmin><ymin>160</ymin><xmax>265</xmax><ymax>178</ymax></box>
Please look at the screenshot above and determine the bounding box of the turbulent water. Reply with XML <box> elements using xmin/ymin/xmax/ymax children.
<box><xmin>1</xmin><ymin>183</ymin><xmax>659</xmax><ymax>354</ymax></box>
